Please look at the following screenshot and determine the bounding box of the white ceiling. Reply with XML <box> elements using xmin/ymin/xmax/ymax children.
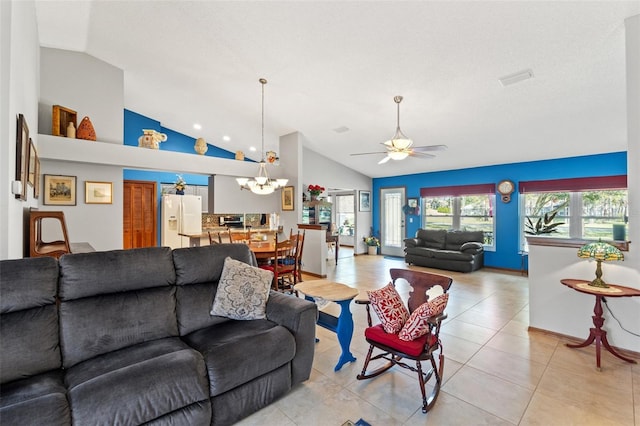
<box><xmin>34</xmin><ymin>1</ymin><xmax>639</xmax><ymax>178</ymax></box>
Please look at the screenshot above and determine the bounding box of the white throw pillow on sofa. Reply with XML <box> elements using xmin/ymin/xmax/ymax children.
<box><xmin>210</xmin><ymin>257</ymin><xmax>273</xmax><ymax>320</ymax></box>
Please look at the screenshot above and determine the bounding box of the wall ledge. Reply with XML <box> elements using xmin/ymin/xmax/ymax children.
<box><xmin>526</xmin><ymin>236</ymin><xmax>630</xmax><ymax>251</ymax></box>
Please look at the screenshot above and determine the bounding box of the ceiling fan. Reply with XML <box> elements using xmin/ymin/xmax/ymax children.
<box><xmin>351</xmin><ymin>95</ymin><xmax>447</xmax><ymax>164</ymax></box>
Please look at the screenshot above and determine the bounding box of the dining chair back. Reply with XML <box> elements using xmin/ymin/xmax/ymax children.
<box><xmin>208</xmin><ymin>231</ymin><xmax>221</xmax><ymax>244</ymax></box>
<box><xmin>259</xmin><ymin>234</ymin><xmax>296</xmax><ymax>293</ymax></box>
<box><xmin>289</xmin><ymin>229</ymin><xmax>306</xmax><ymax>283</ymax></box>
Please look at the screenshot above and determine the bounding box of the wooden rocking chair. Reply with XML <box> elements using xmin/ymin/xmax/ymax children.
<box><xmin>355</xmin><ymin>268</ymin><xmax>453</xmax><ymax>413</ymax></box>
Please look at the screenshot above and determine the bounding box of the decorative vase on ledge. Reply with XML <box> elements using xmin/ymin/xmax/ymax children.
<box><xmin>176</xmin><ymin>190</ymin><xmax>184</xmax><ymax>195</ymax></box>
<box><xmin>368</xmin><ymin>246</ymin><xmax>377</xmax><ymax>255</ymax></box>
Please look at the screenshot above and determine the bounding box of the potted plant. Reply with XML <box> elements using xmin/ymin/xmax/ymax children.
<box><xmin>363</xmin><ymin>236</ymin><xmax>380</xmax><ymax>255</ymax></box>
<box><xmin>524</xmin><ymin>209</ymin><xmax>564</xmax><ymax>235</ymax></box>
<box><xmin>308</xmin><ymin>184</ymin><xmax>325</xmax><ymax>201</ymax></box>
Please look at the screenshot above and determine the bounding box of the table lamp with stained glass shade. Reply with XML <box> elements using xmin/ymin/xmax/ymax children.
<box><xmin>577</xmin><ymin>240</ymin><xmax>624</xmax><ymax>288</ymax></box>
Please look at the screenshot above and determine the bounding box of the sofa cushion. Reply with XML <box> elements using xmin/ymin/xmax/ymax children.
<box><xmin>210</xmin><ymin>257</ymin><xmax>273</xmax><ymax>320</ymax></box>
<box><xmin>404</xmin><ymin>246</ymin><xmax>440</xmax><ymax>258</ymax></box>
<box><xmin>182</xmin><ymin>319</ymin><xmax>295</xmax><ymax>397</ymax></box>
<box><xmin>0</xmin><ymin>257</ymin><xmax>58</xmax><ymax>314</ymax></box>
<box><xmin>1</xmin><ymin>305</ymin><xmax>61</xmax><ymax>383</ymax></box>
<box><xmin>445</xmin><ymin>230</ymin><xmax>484</xmax><ymax>251</ymax></box>
<box><xmin>431</xmin><ymin>249</ymin><xmax>476</xmax><ymax>262</ymax></box>
<box><xmin>173</xmin><ymin>244</ymin><xmax>260</xmax><ymax>335</ymax></box>
<box><xmin>59</xmin><ymin>247</ymin><xmax>175</xmax><ymax>300</ymax></box>
<box><xmin>367</xmin><ymin>283</ymin><xmax>409</xmax><ymax>334</ymax></box>
<box><xmin>64</xmin><ymin>337</ymin><xmax>209</xmax><ymax>425</ymax></box>
<box><xmin>365</xmin><ymin>324</ymin><xmax>437</xmax><ymax>357</ymax></box>
<box><xmin>416</xmin><ymin>229</ymin><xmax>447</xmax><ymax>249</ymax></box>
<box><xmin>0</xmin><ymin>370</ymin><xmax>70</xmax><ymax>426</ymax></box>
<box><xmin>59</xmin><ymin>287</ymin><xmax>179</xmax><ymax>368</ymax></box>
<box><xmin>399</xmin><ymin>293</ymin><xmax>449</xmax><ymax>341</ymax></box>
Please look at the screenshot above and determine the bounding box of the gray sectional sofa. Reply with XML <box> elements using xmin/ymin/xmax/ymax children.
<box><xmin>0</xmin><ymin>244</ymin><xmax>318</xmax><ymax>426</ymax></box>
<box><xmin>404</xmin><ymin>229</ymin><xmax>485</xmax><ymax>273</ymax></box>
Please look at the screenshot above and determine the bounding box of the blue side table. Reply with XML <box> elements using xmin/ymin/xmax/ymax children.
<box><xmin>295</xmin><ymin>280</ymin><xmax>359</xmax><ymax>371</ymax></box>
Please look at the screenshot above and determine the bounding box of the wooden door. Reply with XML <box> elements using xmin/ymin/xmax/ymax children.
<box><xmin>123</xmin><ymin>180</ymin><xmax>157</xmax><ymax>249</ymax></box>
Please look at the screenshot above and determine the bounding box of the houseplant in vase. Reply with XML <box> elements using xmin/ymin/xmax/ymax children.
<box><xmin>363</xmin><ymin>236</ymin><xmax>380</xmax><ymax>255</ymax></box>
<box><xmin>308</xmin><ymin>184</ymin><xmax>325</xmax><ymax>201</ymax></box>
<box><xmin>174</xmin><ymin>174</ymin><xmax>186</xmax><ymax>195</ymax></box>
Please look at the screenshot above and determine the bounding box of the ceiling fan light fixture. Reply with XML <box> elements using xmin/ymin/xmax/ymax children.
<box><xmin>236</xmin><ymin>78</ymin><xmax>287</xmax><ymax>195</ymax></box>
<box><xmin>388</xmin><ymin>151</ymin><xmax>410</xmax><ymax>160</ymax></box>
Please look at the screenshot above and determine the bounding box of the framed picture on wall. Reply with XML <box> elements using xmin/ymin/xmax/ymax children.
<box><xmin>15</xmin><ymin>114</ymin><xmax>29</xmax><ymax>200</ymax></box>
<box><xmin>33</xmin><ymin>153</ymin><xmax>41</xmax><ymax>199</ymax></box>
<box><xmin>28</xmin><ymin>139</ymin><xmax>36</xmax><ymax>187</ymax></box>
<box><xmin>85</xmin><ymin>181</ymin><xmax>113</xmax><ymax>204</ymax></box>
<box><xmin>406</xmin><ymin>197</ymin><xmax>420</xmax><ymax>215</ymax></box>
<box><xmin>43</xmin><ymin>174</ymin><xmax>77</xmax><ymax>206</ymax></box>
<box><xmin>281</xmin><ymin>186</ymin><xmax>294</xmax><ymax>211</ymax></box>
<box><xmin>359</xmin><ymin>190</ymin><xmax>371</xmax><ymax>212</ymax></box>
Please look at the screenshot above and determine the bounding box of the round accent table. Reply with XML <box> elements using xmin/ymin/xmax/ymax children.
<box><xmin>561</xmin><ymin>279</ymin><xmax>640</xmax><ymax>370</ymax></box>
<box><xmin>294</xmin><ymin>280</ymin><xmax>359</xmax><ymax>371</ymax></box>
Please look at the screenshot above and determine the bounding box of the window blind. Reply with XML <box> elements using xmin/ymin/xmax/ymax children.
<box><xmin>518</xmin><ymin>175</ymin><xmax>627</xmax><ymax>193</ymax></box>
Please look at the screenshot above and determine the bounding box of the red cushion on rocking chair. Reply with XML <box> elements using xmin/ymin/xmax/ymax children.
<box><xmin>364</xmin><ymin>324</ymin><xmax>437</xmax><ymax>357</ymax></box>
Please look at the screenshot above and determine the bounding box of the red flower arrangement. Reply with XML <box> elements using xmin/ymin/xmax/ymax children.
<box><xmin>308</xmin><ymin>184</ymin><xmax>325</xmax><ymax>197</ymax></box>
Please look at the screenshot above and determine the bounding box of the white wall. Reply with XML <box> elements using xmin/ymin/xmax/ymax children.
<box><xmin>34</xmin><ymin>47</ymin><xmax>125</xmax><ymax>250</ymax></box>
<box><xmin>528</xmin><ymin>14</ymin><xmax>640</xmax><ymax>353</ymax></box>
<box><xmin>1</xmin><ymin>0</ymin><xmax>40</xmax><ymax>259</ymax></box>
<box><xmin>302</xmin><ymin>147</ymin><xmax>371</xmax><ymax>254</ymax></box>
<box><xmin>38</xmin><ymin>47</ymin><xmax>124</xmax><ymax>143</ymax></box>
<box><xmin>213</xmin><ymin>174</ymin><xmax>279</xmax><ymax>215</ymax></box>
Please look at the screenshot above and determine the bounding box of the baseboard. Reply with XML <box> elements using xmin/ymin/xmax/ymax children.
<box><xmin>528</xmin><ymin>326</ymin><xmax>640</xmax><ymax>359</ymax></box>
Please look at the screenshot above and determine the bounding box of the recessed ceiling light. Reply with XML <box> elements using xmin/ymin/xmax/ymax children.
<box><xmin>498</xmin><ymin>69</ymin><xmax>534</xmax><ymax>87</ymax></box>
<box><xmin>193</xmin><ymin>123</ymin><xmax>202</xmax><ymax>130</ymax></box>
<box><xmin>249</xmin><ymin>146</ymin><xmax>257</xmax><ymax>152</ymax></box>
<box><xmin>222</xmin><ymin>135</ymin><xmax>231</xmax><ymax>142</ymax></box>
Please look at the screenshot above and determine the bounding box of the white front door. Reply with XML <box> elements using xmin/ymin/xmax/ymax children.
<box><xmin>380</xmin><ymin>187</ymin><xmax>406</xmax><ymax>257</ymax></box>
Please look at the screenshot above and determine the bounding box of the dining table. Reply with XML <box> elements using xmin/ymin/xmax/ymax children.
<box><xmin>247</xmin><ymin>240</ymin><xmax>290</xmax><ymax>261</ymax></box>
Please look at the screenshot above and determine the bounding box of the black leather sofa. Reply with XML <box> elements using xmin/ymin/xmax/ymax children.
<box><xmin>0</xmin><ymin>244</ymin><xmax>317</xmax><ymax>426</ymax></box>
<box><xmin>404</xmin><ymin>229</ymin><xmax>485</xmax><ymax>273</ymax></box>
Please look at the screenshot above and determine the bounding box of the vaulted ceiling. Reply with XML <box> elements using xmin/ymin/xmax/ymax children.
<box><xmin>35</xmin><ymin>1</ymin><xmax>639</xmax><ymax>178</ymax></box>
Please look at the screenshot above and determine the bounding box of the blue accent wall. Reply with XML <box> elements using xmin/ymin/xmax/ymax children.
<box><xmin>372</xmin><ymin>152</ymin><xmax>627</xmax><ymax>271</ymax></box>
<box><xmin>123</xmin><ymin>109</ymin><xmax>243</xmax><ymax>245</ymax></box>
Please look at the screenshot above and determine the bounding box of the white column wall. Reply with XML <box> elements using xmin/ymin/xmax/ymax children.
<box><xmin>1</xmin><ymin>0</ymin><xmax>40</xmax><ymax>259</ymax></box>
<box><xmin>528</xmin><ymin>14</ymin><xmax>640</xmax><ymax>353</ymax></box>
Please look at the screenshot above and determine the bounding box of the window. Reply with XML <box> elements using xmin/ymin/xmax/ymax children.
<box><xmin>335</xmin><ymin>194</ymin><xmax>355</xmax><ymax>236</ymax></box>
<box><xmin>520</xmin><ymin>176</ymin><xmax>628</xmax><ymax>250</ymax></box>
<box><xmin>420</xmin><ymin>184</ymin><xmax>495</xmax><ymax>247</ymax></box>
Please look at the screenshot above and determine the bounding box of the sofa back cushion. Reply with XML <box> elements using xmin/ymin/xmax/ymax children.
<box><xmin>0</xmin><ymin>257</ymin><xmax>61</xmax><ymax>383</ymax></box>
<box><xmin>58</xmin><ymin>247</ymin><xmax>178</xmax><ymax>368</ymax></box>
<box><xmin>445</xmin><ymin>231</ymin><xmax>484</xmax><ymax>251</ymax></box>
<box><xmin>172</xmin><ymin>244</ymin><xmax>258</xmax><ymax>335</ymax></box>
<box><xmin>416</xmin><ymin>229</ymin><xmax>447</xmax><ymax>249</ymax></box>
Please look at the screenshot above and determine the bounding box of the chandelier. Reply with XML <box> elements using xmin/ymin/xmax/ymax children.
<box><xmin>236</xmin><ymin>78</ymin><xmax>288</xmax><ymax>195</ymax></box>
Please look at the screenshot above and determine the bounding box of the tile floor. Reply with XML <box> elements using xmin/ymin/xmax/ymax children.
<box><xmin>237</xmin><ymin>249</ymin><xmax>639</xmax><ymax>425</ymax></box>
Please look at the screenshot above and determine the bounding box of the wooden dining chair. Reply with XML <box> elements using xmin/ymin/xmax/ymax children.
<box><xmin>289</xmin><ymin>229</ymin><xmax>306</xmax><ymax>284</ymax></box>
<box><xmin>207</xmin><ymin>231</ymin><xmax>221</xmax><ymax>244</ymax></box>
<box><xmin>228</xmin><ymin>227</ymin><xmax>248</xmax><ymax>243</ymax></box>
<box><xmin>259</xmin><ymin>235</ymin><xmax>296</xmax><ymax>293</ymax></box>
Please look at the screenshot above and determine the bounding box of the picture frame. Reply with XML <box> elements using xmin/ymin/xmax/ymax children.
<box><xmin>406</xmin><ymin>197</ymin><xmax>420</xmax><ymax>215</ymax></box>
<box><xmin>281</xmin><ymin>186</ymin><xmax>294</xmax><ymax>211</ymax></box>
<box><xmin>359</xmin><ymin>190</ymin><xmax>371</xmax><ymax>212</ymax></box>
<box><xmin>85</xmin><ymin>181</ymin><xmax>113</xmax><ymax>204</ymax></box>
<box><xmin>33</xmin><ymin>153</ymin><xmax>40</xmax><ymax>199</ymax></box>
<box><xmin>15</xmin><ymin>114</ymin><xmax>29</xmax><ymax>200</ymax></box>
<box><xmin>44</xmin><ymin>174</ymin><xmax>77</xmax><ymax>206</ymax></box>
<box><xmin>52</xmin><ymin>105</ymin><xmax>78</xmax><ymax>137</ymax></box>
<box><xmin>28</xmin><ymin>139</ymin><xmax>36</xmax><ymax>187</ymax></box>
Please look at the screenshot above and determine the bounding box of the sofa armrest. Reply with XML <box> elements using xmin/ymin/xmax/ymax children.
<box><xmin>460</xmin><ymin>242</ymin><xmax>484</xmax><ymax>254</ymax></box>
<box><xmin>404</xmin><ymin>238</ymin><xmax>419</xmax><ymax>248</ymax></box>
<box><xmin>265</xmin><ymin>291</ymin><xmax>318</xmax><ymax>385</ymax></box>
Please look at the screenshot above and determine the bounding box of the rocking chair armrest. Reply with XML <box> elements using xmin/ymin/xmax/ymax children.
<box><xmin>427</xmin><ymin>312</ymin><xmax>448</xmax><ymax>326</ymax></box>
<box><xmin>355</xmin><ymin>298</ymin><xmax>374</xmax><ymax>327</ymax></box>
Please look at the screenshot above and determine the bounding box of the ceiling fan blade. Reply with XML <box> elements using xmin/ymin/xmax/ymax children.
<box><xmin>411</xmin><ymin>144</ymin><xmax>448</xmax><ymax>152</ymax></box>
<box><xmin>378</xmin><ymin>156</ymin><xmax>391</xmax><ymax>164</ymax></box>
<box><xmin>350</xmin><ymin>151</ymin><xmax>388</xmax><ymax>156</ymax></box>
<box><xmin>411</xmin><ymin>152</ymin><xmax>436</xmax><ymax>159</ymax></box>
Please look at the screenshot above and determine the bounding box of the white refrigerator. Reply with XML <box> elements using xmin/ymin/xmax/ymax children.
<box><xmin>161</xmin><ymin>194</ymin><xmax>202</xmax><ymax>249</ymax></box>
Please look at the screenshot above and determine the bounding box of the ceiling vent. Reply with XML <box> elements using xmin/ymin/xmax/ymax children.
<box><xmin>333</xmin><ymin>126</ymin><xmax>350</xmax><ymax>133</ymax></box>
<box><xmin>499</xmin><ymin>69</ymin><xmax>534</xmax><ymax>87</ymax></box>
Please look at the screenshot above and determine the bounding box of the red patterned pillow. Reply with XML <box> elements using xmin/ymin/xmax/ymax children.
<box><xmin>367</xmin><ymin>282</ymin><xmax>409</xmax><ymax>334</ymax></box>
<box><xmin>398</xmin><ymin>293</ymin><xmax>449</xmax><ymax>341</ymax></box>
